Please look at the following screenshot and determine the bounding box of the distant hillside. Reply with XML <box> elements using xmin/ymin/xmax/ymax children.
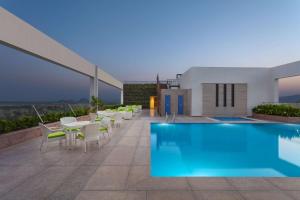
<box><xmin>280</xmin><ymin>95</ymin><xmax>300</xmax><ymax>103</ymax></box>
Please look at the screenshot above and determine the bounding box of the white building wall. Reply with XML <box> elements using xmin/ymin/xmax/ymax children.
<box><xmin>180</xmin><ymin>67</ymin><xmax>276</xmax><ymax>116</ymax></box>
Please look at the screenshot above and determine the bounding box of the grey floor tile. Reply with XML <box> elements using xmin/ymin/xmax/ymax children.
<box><xmin>194</xmin><ymin>191</ymin><xmax>244</xmax><ymax>200</ymax></box>
<box><xmin>268</xmin><ymin>178</ymin><xmax>300</xmax><ymax>190</ymax></box>
<box><xmin>127</xmin><ymin>166</ymin><xmax>189</xmax><ymax>190</ymax></box>
<box><xmin>188</xmin><ymin>178</ymin><xmax>235</xmax><ymax>190</ymax></box>
<box><xmin>133</xmin><ymin>147</ymin><xmax>149</xmax><ymax>165</ymax></box>
<box><xmin>75</xmin><ymin>191</ymin><xmax>146</xmax><ymax>200</ymax></box>
<box><xmin>84</xmin><ymin>166</ymin><xmax>130</xmax><ymax>190</ymax></box>
<box><xmin>118</xmin><ymin>136</ymin><xmax>139</xmax><ymax>147</ymax></box>
<box><xmin>102</xmin><ymin>146</ymin><xmax>135</xmax><ymax>165</ymax></box>
<box><xmin>48</xmin><ymin>166</ymin><xmax>98</xmax><ymax>200</ymax></box>
<box><xmin>2</xmin><ymin>166</ymin><xmax>76</xmax><ymax>200</ymax></box>
<box><xmin>228</xmin><ymin>178</ymin><xmax>277</xmax><ymax>190</ymax></box>
<box><xmin>241</xmin><ymin>191</ymin><xmax>294</xmax><ymax>200</ymax></box>
<box><xmin>147</xmin><ymin>191</ymin><xmax>195</xmax><ymax>200</ymax></box>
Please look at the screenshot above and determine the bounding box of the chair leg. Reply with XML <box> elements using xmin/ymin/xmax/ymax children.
<box><xmin>84</xmin><ymin>141</ymin><xmax>87</xmax><ymax>153</ymax></box>
<box><xmin>65</xmin><ymin>137</ymin><xmax>67</xmax><ymax>148</ymax></box>
<box><xmin>40</xmin><ymin>139</ymin><xmax>44</xmax><ymax>151</ymax></box>
<box><xmin>98</xmin><ymin>138</ymin><xmax>101</xmax><ymax>150</ymax></box>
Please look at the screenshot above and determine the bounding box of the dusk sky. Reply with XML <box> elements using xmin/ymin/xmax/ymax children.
<box><xmin>1</xmin><ymin>0</ymin><xmax>300</xmax><ymax>102</ymax></box>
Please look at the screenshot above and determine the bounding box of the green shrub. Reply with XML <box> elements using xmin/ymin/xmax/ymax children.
<box><xmin>0</xmin><ymin>106</ymin><xmax>89</xmax><ymax>134</ymax></box>
<box><xmin>102</xmin><ymin>104</ymin><xmax>124</xmax><ymax>110</ymax></box>
<box><xmin>252</xmin><ymin>104</ymin><xmax>300</xmax><ymax>117</ymax></box>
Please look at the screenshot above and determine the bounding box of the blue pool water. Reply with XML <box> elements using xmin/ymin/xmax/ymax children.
<box><xmin>151</xmin><ymin>123</ymin><xmax>300</xmax><ymax>177</ymax></box>
<box><xmin>212</xmin><ymin>117</ymin><xmax>253</xmax><ymax>121</ymax></box>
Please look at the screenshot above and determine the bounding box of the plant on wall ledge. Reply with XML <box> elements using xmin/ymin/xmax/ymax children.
<box><xmin>252</xmin><ymin>104</ymin><xmax>300</xmax><ymax>117</ymax></box>
<box><xmin>90</xmin><ymin>96</ymin><xmax>104</xmax><ymax>112</ymax></box>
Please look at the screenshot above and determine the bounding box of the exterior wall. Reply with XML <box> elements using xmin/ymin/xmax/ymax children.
<box><xmin>202</xmin><ymin>83</ymin><xmax>247</xmax><ymax>116</ymax></box>
<box><xmin>124</xmin><ymin>84</ymin><xmax>157</xmax><ymax>108</ymax></box>
<box><xmin>180</xmin><ymin>67</ymin><xmax>276</xmax><ymax>116</ymax></box>
<box><xmin>160</xmin><ymin>89</ymin><xmax>191</xmax><ymax>115</ymax></box>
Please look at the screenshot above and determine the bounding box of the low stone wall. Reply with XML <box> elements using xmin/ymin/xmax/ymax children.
<box><xmin>0</xmin><ymin>115</ymin><xmax>90</xmax><ymax>150</ymax></box>
<box><xmin>253</xmin><ymin>113</ymin><xmax>300</xmax><ymax>123</ymax></box>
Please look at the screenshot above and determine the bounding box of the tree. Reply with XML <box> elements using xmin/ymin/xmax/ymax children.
<box><xmin>90</xmin><ymin>96</ymin><xmax>103</xmax><ymax>112</ymax></box>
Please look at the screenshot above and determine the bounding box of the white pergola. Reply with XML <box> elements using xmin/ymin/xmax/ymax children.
<box><xmin>0</xmin><ymin>7</ymin><xmax>123</xmax><ymax>104</ymax></box>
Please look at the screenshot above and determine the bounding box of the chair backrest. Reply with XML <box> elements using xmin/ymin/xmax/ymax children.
<box><xmin>60</xmin><ymin>117</ymin><xmax>77</xmax><ymax>126</ymax></box>
<box><xmin>115</xmin><ymin>112</ymin><xmax>122</xmax><ymax>121</ymax></box>
<box><xmin>81</xmin><ymin>123</ymin><xmax>101</xmax><ymax>141</ymax></box>
<box><xmin>101</xmin><ymin>117</ymin><xmax>111</xmax><ymax>127</ymax></box>
<box><xmin>97</xmin><ymin>111</ymin><xmax>105</xmax><ymax>116</ymax></box>
<box><xmin>89</xmin><ymin>113</ymin><xmax>97</xmax><ymax>122</ymax></box>
<box><xmin>39</xmin><ymin>123</ymin><xmax>52</xmax><ymax>139</ymax></box>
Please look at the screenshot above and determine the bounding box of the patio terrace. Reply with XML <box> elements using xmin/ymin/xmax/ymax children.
<box><xmin>1</xmin><ymin>111</ymin><xmax>300</xmax><ymax>200</ymax></box>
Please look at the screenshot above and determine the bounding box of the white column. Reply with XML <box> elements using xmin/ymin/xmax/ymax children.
<box><xmin>120</xmin><ymin>89</ymin><xmax>124</xmax><ymax>105</ymax></box>
<box><xmin>273</xmin><ymin>78</ymin><xmax>279</xmax><ymax>103</ymax></box>
<box><xmin>89</xmin><ymin>66</ymin><xmax>98</xmax><ymax>101</ymax></box>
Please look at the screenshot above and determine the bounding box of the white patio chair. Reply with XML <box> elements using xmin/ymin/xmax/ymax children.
<box><xmin>114</xmin><ymin>112</ymin><xmax>123</xmax><ymax>128</ymax></box>
<box><xmin>122</xmin><ymin>111</ymin><xmax>133</xmax><ymax>120</ymax></box>
<box><xmin>60</xmin><ymin>117</ymin><xmax>79</xmax><ymax>145</ymax></box>
<box><xmin>101</xmin><ymin>116</ymin><xmax>113</xmax><ymax>136</ymax></box>
<box><xmin>77</xmin><ymin>123</ymin><xmax>102</xmax><ymax>152</ymax></box>
<box><xmin>39</xmin><ymin>123</ymin><xmax>66</xmax><ymax>151</ymax></box>
<box><xmin>89</xmin><ymin>113</ymin><xmax>97</xmax><ymax>122</ymax></box>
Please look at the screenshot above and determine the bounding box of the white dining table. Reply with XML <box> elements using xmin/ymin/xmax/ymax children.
<box><xmin>63</xmin><ymin>121</ymin><xmax>90</xmax><ymax>149</ymax></box>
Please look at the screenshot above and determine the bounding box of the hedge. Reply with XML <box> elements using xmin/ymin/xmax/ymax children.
<box><xmin>252</xmin><ymin>104</ymin><xmax>300</xmax><ymax>117</ymax></box>
<box><xmin>0</xmin><ymin>107</ymin><xmax>89</xmax><ymax>134</ymax></box>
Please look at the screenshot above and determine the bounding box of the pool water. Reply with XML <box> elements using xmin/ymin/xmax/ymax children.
<box><xmin>212</xmin><ymin>117</ymin><xmax>253</xmax><ymax>121</ymax></box>
<box><xmin>151</xmin><ymin>123</ymin><xmax>300</xmax><ymax>177</ymax></box>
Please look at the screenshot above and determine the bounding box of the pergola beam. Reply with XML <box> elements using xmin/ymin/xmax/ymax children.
<box><xmin>0</xmin><ymin>7</ymin><xmax>123</xmax><ymax>92</ymax></box>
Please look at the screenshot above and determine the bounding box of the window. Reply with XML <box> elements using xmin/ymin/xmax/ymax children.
<box><xmin>216</xmin><ymin>84</ymin><xmax>219</xmax><ymax>107</ymax></box>
<box><xmin>231</xmin><ymin>84</ymin><xmax>235</xmax><ymax>107</ymax></box>
<box><xmin>223</xmin><ymin>84</ymin><xmax>227</xmax><ymax>107</ymax></box>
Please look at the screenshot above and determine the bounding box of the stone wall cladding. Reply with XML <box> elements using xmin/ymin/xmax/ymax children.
<box><xmin>0</xmin><ymin>115</ymin><xmax>89</xmax><ymax>150</ymax></box>
<box><xmin>202</xmin><ymin>83</ymin><xmax>247</xmax><ymax>116</ymax></box>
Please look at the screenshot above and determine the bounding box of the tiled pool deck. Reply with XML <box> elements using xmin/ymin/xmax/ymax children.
<box><xmin>1</xmin><ymin>111</ymin><xmax>300</xmax><ymax>200</ymax></box>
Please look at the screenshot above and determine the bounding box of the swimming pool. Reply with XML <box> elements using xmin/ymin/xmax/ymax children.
<box><xmin>151</xmin><ymin>123</ymin><xmax>300</xmax><ymax>177</ymax></box>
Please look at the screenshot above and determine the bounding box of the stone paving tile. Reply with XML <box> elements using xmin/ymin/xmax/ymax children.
<box><xmin>194</xmin><ymin>191</ymin><xmax>244</xmax><ymax>200</ymax></box>
<box><xmin>267</xmin><ymin>178</ymin><xmax>300</xmax><ymax>190</ymax></box>
<box><xmin>0</xmin><ymin>165</ymin><xmax>45</xmax><ymax>196</ymax></box>
<box><xmin>127</xmin><ymin>166</ymin><xmax>190</xmax><ymax>190</ymax></box>
<box><xmin>82</xmin><ymin>146</ymin><xmax>114</xmax><ymax>166</ymax></box>
<box><xmin>285</xmin><ymin>191</ymin><xmax>300</xmax><ymax>200</ymax></box>
<box><xmin>102</xmin><ymin>146</ymin><xmax>135</xmax><ymax>165</ymax></box>
<box><xmin>75</xmin><ymin>191</ymin><xmax>146</xmax><ymax>200</ymax></box>
<box><xmin>138</xmin><ymin>137</ymin><xmax>149</xmax><ymax>147</ymax></box>
<box><xmin>2</xmin><ymin>166</ymin><xmax>76</xmax><ymax>200</ymax></box>
<box><xmin>188</xmin><ymin>178</ymin><xmax>235</xmax><ymax>190</ymax></box>
<box><xmin>48</xmin><ymin>166</ymin><xmax>98</xmax><ymax>200</ymax></box>
<box><xmin>84</xmin><ymin>166</ymin><xmax>130</xmax><ymax>190</ymax></box>
<box><xmin>147</xmin><ymin>191</ymin><xmax>195</xmax><ymax>200</ymax></box>
<box><xmin>227</xmin><ymin>178</ymin><xmax>277</xmax><ymax>191</ymax></box>
<box><xmin>118</xmin><ymin>136</ymin><xmax>139</xmax><ymax>147</ymax></box>
<box><xmin>240</xmin><ymin>191</ymin><xmax>294</xmax><ymax>200</ymax></box>
<box><xmin>133</xmin><ymin>147</ymin><xmax>149</xmax><ymax>165</ymax></box>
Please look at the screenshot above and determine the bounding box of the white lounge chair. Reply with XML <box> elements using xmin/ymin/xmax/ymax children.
<box><xmin>39</xmin><ymin>123</ymin><xmax>66</xmax><ymax>151</ymax></box>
